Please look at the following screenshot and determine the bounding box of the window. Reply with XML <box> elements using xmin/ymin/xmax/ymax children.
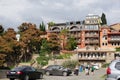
<box><xmin>115</xmin><ymin>62</ymin><xmax>120</xmax><ymax>70</ymax></box>
<box><xmin>102</xmin><ymin>43</ymin><xmax>104</xmax><ymax>46</ymax></box>
<box><xmin>103</xmin><ymin>29</ymin><xmax>107</xmax><ymax>35</ymax></box>
<box><xmin>105</xmin><ymin>43</ymin><xmax>107</xmax><ymax>46</ymax></box>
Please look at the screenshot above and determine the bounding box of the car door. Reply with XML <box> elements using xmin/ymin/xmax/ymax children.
<box><xmin>24</xmin><ymin>67</ymin><xmax>36</xmax><ymax>79</ymax></box>
<box><xmin>30</xmin><ymin>67</ymin><xmax>40</xmax><ymax>79</ymax></box>
<box><xmin>52</xmin><ymin>65</ymin><xmax>62</xmax><ymax>75</ymax></box>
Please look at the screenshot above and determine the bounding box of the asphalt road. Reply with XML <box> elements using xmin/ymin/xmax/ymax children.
<box><xmin>0</xmin><ymin>68</ymin><xmax>106</xmax><ymax>80</ymax></box>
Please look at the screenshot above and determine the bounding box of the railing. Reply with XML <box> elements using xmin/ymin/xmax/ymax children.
<box><xmin>85</xmin><ymin>34</ymin><xmax>99</xmax><ymax>37</ymax></box>
<box><xmin>85</xmin><ymin>40</ymin><xmax>99</xmax><ymax>43</ymax></box>
<box><xmin>108</xmin><ymin>38</ymin><xmax>120</xmax><ymax>42</ymax></box>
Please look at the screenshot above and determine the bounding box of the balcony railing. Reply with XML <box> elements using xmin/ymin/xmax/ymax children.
<box><xmin>78</xmin><ymin>57</ymin><xmax>106</xmax><ymax>60</ymax></box>
<box><xmin>85</xmin><ymin>34</ymin><xmax>99</xmax><ymax>37</ymax></box>
<box><xmin>108</xmin><ymin>39</ymin><xmax>120</xmax><ymax>42</ymax></box>
<box><xmin>85</xmin><ymin>40</ymin><xmax>99</xmax><ymax>43</ymax></box>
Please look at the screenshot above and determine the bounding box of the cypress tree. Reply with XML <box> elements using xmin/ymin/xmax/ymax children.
<box><xmin>101</xmin><ymin>13</ymin><xmax>107</xmax><ymax>25</ymax></box>
<box><xmin>39</xmin><ymin>22</ymin><xmax>46</xmax><ymax>32</ymax></box>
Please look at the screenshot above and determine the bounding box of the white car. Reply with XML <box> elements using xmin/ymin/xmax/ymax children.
<box><xmin>93</xmin><ymin>64</ymin><xmax>99</xmax><ymax>70</ymax></box>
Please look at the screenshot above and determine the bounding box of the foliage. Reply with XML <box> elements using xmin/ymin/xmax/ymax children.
<box><xmin>102</xmin><ymin>63</ymin><xmax>110</xmax><ymax>68</ymax></box>
<box><xmin>60</xmin><ymin>29</ymin><xmax>68</xmax><ymax>50</ymax></box>
<box><xmin>62</xmin><ymin>60</ymin><xmax>79</xmax><ymax>70</ymax></box>
<box><xmin>54</xmin><ymin>54</ymin><xmax>72</xmax><ymax>59</ymax></box>
<box><xmin>39</xmin><ymin>22</ymin><xmax>46</xmax><ymax>32</ymax></box>
<box><xmin>48</xmin><ymin>22</ymin><xmax>55</xmax><ymax>27</ymax></box>
<box><xmin>47</xmin><ymin>33</ymin><xmax>60</xmax><ymax>53</ymax></box>
<box><xmin>101</xmin><ymin>13</ymin><xmax>107</xmax><ymax>25</ymax></box>
<box><xmin>65</xmin><ymin>37</ymin><xmax>77</xmax><ymax>50</ymax></box>
<box><xmin>61</xmin><ymin>53</ymin><xmax>73</xmax><ymax>59</ymax></box>
<box><xmin>0</xmin><ymin>22</ymin><xmax>45</xmax><ymax>67</ymax></box>
<box><xmin>36</xmin><ymin>56</ymin><xmax>49</xmax><ymax>66</ymax></box>
<box><xmin>116</xmin><ymin>47</ymin><xmax>120</xmax><ymax>52</ymax></box>
<box><xmin>0</xmin><ymin>25</ymin><xmax>4</xmax><ymax>35</ymax></box>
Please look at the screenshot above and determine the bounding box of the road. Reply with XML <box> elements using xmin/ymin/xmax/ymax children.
<box><xmin>0</xmin><ymin>68</ymin><xmax>106</xmax><ymax>80</ymax></box>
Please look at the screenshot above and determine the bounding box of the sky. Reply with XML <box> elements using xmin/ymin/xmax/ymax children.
<box><xmin>0</xmin><ymin>0</ymin><xmax>120</xmax><ymax>31</ymax></box>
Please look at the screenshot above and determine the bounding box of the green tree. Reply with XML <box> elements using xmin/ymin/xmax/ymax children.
<box><xmin>65</xmin><ymin>37</ymin><xmax>77</xmax><ymax>50</ymax></box>
<box><xmin>39</xmin><ymin>22</ymin><xmax>46</xmax><ymax>32</ymax></box>
<box><xmin>116</xmin><ymin>47</ymin><xmax>120</xmax><ymax>52</ymax></box>
<box><xmin>48</xmin><ymin>22</ymin><xmax>55</xmax><ymax>29</ymax></box>
<box><xmin>0</xmin><ymin>25</ymin><xmax>4</xmax><ymax>35</ymax></box>
<box><xmin>101</xmin><ymin>13</ymin><xmax>107</xmax><ymax>25</ymax></box>
<box><xmin>60</xmin><ymin>29</ymin><xmax>68</xmax><ymax>50</ymax></box>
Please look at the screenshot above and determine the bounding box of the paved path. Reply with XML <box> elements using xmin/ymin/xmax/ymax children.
<box><xmin>0</xmin><ymin>68</ymin><xmax>106</xmax><ymax>80</ymax></box>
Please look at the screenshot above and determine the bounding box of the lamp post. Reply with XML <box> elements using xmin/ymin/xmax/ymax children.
<box><xmin>16</xmin><ymin>34</ymin><xmax>20</xmax><ymax>42</ymax></box>
<box><xmin>15</xmin><ymin>34</ymin><xmax>20</xmax><ymax>67</ymax></box>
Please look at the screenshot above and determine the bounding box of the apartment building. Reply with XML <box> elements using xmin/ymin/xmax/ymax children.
<box><xmin>47</xmin><ymin>14</ymin><xmax>120</xmax><ymax>66</ymax></box>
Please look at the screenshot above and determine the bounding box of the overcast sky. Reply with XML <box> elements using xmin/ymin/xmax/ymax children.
<box><xmin>0</xmin><ymin>0</ymin><xmax>120</xmax><ymax>31</ymax></box>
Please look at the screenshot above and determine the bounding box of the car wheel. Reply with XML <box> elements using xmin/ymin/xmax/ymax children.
<box><xmin>10</xmin><ymin>78</ymin><xmax>14</xmax><ymax>80</ymax></box>
<box><xmin>46</xmin><ymin>71</ymin><xmax>50</xmax><ymax>76</ymax></box>
<box><xmin>24</xmin><ymin>75</ymin><xmax>29</xmax><ymax>80</ymax></box>
<box><xmin>63</xmin><ymin>72</ymin><xmax>67</xmax><ymax>76</ymax></box>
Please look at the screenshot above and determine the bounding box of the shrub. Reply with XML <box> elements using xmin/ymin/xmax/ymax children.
<box><xmin>62</xmin><ymin>60</ymin><xmax>79</xmax><ymax>70</ymax></box>
<box><xmin>102</xmin><ymin>63</ymin><xmax>110</xmax><ymax>68</ymax></box>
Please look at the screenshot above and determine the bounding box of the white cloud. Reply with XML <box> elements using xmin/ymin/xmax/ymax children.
<box><xmin>0</xmin><ymin>0</ymin><xmax>120</xmax><ymax>30</ymax></box>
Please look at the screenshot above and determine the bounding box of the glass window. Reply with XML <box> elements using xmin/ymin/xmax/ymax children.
<box><xmin>115</xmin><ymin>62</ymin><xmax>120</xmax><ymax>70</ymax></box>
<box><xmin>103</xmin><ymin>29</ymin><xmax>107</xmax><ymax>35</ymax></box>
<box><xmin>102</xmin><ymin>43</ymin><xmax>104</xmax><ymax>46</ymax></box>
<box><xmin>105</xmin><ymin>43</ymin><xmax>107</xmax><ymax>46</ymax></box>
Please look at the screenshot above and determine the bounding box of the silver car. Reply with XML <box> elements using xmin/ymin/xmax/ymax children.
<box><xmin>106</xmin><ymin>59</ymin><xmax>120</xmax><ymax>80</ymax></box>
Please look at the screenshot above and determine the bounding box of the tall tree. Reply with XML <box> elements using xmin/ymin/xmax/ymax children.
<box><xmin>1</xmin><ymin>28</ymin><xmax>18</xmax><ymax>66</ymax></box>
<box><xmin>65</xmin><ymin>37</ymin><xmax>77</xmax><ymax>50</ymax></box>
<box><xmin>101</xmin><ymin>13</ymin><xmax>107</xmax><ymax>25</ymax></box>
<box><xmin>47</xmin><ymin>33</ymin><xmax>60</xmax><ymax>53</ymax></box>
<box><xmin>39</xmin><ymin>22</ymin><xmax>46</xmax><ymax>32</ymax></box>
<box><xmin>0</xmin><ymin>25</ymin><xmax>4</xmax><ymax>35</ymax></box>
<box><xmin>18</xmin><ymin>22</ymin><xmax>42</xmax><ymax>62</ymax></box>
<box><xmin>60</xmin><ymin>29</ymin><xmax>68</xmax><ymax>50</ymax></box>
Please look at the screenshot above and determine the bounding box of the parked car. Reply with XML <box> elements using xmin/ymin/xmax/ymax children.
<box><xmin>44</xmin><ymin>65</ymin><xmax>72</xmax><ymax>76</ymax></box>
<box><xmin>6</xmin><ymin>66</ymin><xmax>43</xmax><ymax>80</ymax></box>
<box><xmin>106</xmin><ymin>59</ymin><xmax>120</xmax><ymax>80</ymax></box>
<box><xmin>93</xmin><ymin>64</ymin><xmax>99</xmax><ymax>70</ymax></box>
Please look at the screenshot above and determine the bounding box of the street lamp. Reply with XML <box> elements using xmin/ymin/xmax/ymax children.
<box><xmin>16</xmin><ymin>34</ymin><xmax>20</xmax><ymax>42</ymax></box>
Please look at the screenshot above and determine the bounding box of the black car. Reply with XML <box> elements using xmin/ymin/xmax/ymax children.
<box><xmin>44</xmin><ymin>65</ymin><xmax>72</xmax><ymax>76</ymax></box>
<box><xmin>6</xmin><ymin>66</ymin><xmax>43</xmax><ymax>80</ymax></box>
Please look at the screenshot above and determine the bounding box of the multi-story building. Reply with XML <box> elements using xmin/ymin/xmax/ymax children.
<box><xmin>47</xmin><ymin>14</ymin><xmax>120</xmax><ymax>66</ymax></box>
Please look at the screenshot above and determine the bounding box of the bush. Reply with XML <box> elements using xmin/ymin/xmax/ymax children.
<box><xmin>102</xmin><ymin>63</ymin><xmax>110</xmax><ymax>68</ymax></box>
<box><xmin>62</xmin><ymin>60</ymin><xmax>79</xmax><ymax>70</ymax></box>
<box><xmin>36</xmin><ymin>56</ymin><xmax>49</xmax><ymax>66</ymax></box>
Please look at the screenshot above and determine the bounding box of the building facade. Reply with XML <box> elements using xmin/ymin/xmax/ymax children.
<box><xmin>47</xmin><ymin>14</ymin><xmax>120</xmax><ymax>66</ymax></box>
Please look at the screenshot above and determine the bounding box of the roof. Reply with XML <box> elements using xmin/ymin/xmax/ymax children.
<box><xmin>110</xmin><ymin>23</ymin><xmax>120</xmax><ymax>31</ymax></box>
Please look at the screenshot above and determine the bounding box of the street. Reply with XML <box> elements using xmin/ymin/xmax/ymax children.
<box><xmin>0</xmin><ymin>68</ymin><xmax>106</xmax><ymax>80</ymax></box>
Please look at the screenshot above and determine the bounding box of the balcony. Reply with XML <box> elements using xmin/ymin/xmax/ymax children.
<box><xmin>67</xmin><ymin>34</ymin><xmax>81</xmax><ymax>38</ymax></box>
<box><xmin>78</xmin><ymin>56</ymin><xmax>106</xmax><ymax>61</ymax></box>
<box><xmin>108</xmin><ymin>37</ymin><xmax>120</xmax><ymax>42</ymax></box>
<box><xmin>85</xmin><ymin>40</ymin><xmax>99</xmax><ymax>44</ymax></box>
<box><xmin>85</xmin><ymin>34</ymin><xmax>99</xmax><ymax>37</ymax></box>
